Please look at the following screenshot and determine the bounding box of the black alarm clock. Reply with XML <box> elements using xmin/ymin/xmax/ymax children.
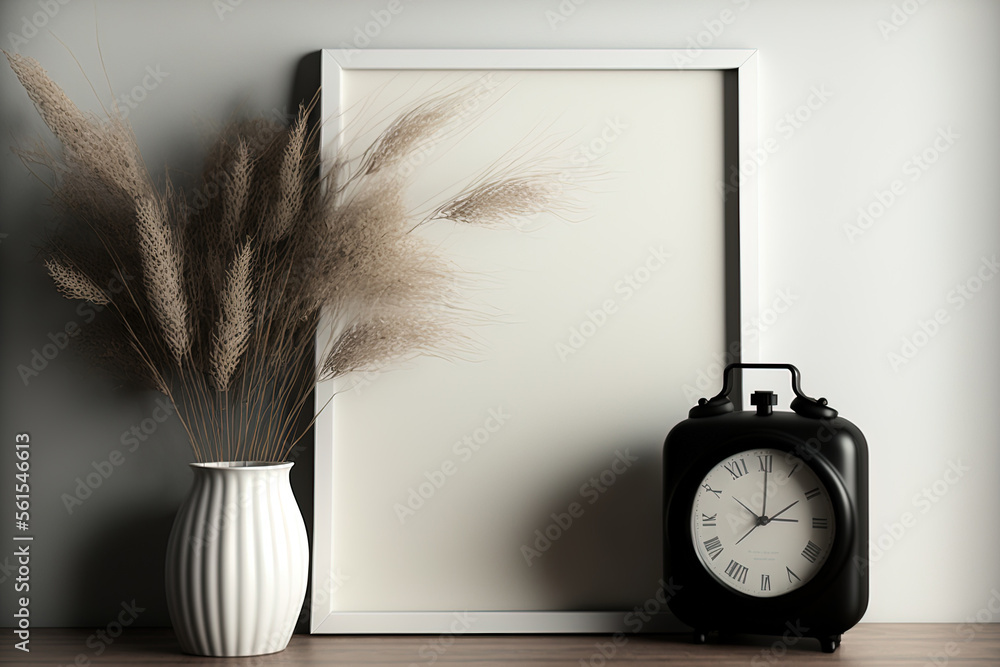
<box><xmin>663</xmin><ymin>363</ymin><xmax>868</xmax><ymax>653</ymax></box>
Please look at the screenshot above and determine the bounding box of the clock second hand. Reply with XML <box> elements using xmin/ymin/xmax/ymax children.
<box><xmin>735</xmin><ymin>522</ymin><xmax>758</xmax><ymax>545</ymax></box>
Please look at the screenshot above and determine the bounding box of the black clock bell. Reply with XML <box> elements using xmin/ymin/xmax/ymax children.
<box><xmin>663</xmin><ymin>363</ymin><xmax>868</xmax><ymax>653</ymax></box>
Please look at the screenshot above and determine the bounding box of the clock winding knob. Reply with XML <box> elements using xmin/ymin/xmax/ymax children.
<box><xmin>750</xmin><ymin>390</ymin><xmax>778</xmax><ymax>416</ymax></box>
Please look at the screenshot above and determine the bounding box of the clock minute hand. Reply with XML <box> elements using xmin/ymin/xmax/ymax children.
<box><xmin>768</xmin><ymin>500</ymin><xmax>800</xmax><ymax>521</ymax></box>
<box><xmin>761</xmin><ymin>468</ymin><xmax>768</xmax><ymax>518</ymax></box>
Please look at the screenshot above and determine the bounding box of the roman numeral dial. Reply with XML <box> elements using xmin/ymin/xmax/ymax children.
<box><xmin>801</xmin><ymin>540</ymin><xmax>823</xmax><ymax>563</ymax></box>
<box><xmin>690</xmin><ymin>447</ymin><xmax>836</xmax><ymax>598</ymax></box>
<box><xmin>724</xmin><ymin>459</ymin><xmax>749</xmax><ymax>480</ymax></box>
<box><xmin>703</xmin><ymin>536</ymin><xmax>724</xmax><ymax>561</ymax></box>
<box><xmin>724</xmin><ymin>559</ymin><xmax>749</xmax><ymax>584</ymax></box>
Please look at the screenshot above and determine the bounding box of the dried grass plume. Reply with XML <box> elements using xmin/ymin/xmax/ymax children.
<box><xmin>8</xmin><ymin>54</ymin><xmax>577</xmax><ymax>462</ymax></box>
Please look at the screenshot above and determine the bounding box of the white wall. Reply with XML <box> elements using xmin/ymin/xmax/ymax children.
<box><xmin>1</xmin><ymin>0</ymin><xmax>997</xmax><ymax>626</ymax></box>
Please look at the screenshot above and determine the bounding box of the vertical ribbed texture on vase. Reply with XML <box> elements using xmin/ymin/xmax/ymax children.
<box><xmin>165</xmin><ymin>462</ymin><xmax>308</xmax><ymax>657</ymax></box>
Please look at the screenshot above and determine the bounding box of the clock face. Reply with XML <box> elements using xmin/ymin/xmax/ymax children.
<box><xmin>690</xmin><ymin>447</ymin><xmax>836</xmax><ymax>598</ymax></box>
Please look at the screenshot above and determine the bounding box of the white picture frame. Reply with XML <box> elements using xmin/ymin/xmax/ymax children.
<box><xmin>312</xmin><ymin>49</ymin><xmax>759</xmax><ymax>634</ymax></box>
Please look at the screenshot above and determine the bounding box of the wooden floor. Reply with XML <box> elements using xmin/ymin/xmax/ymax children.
<box><xmin>4</xmin><ymin>625</ymin><xmax>998</xmax><ymax>665</ymax></box>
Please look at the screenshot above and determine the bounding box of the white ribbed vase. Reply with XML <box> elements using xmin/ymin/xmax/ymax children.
<box><xmin>165</xmin><ymin>462</ymin><xmax>308</xmax><ymax>657</ymax></box>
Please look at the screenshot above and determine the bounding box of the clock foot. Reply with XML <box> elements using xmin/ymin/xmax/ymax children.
<box><xmin>692</xmin><ymin>630</ymin><xmax>708</xmax><ymax>644</ymax></box>
<box><xmin>819</xmin><ymin>634</ymin><xmax>841</xmax><ymax>653</ymax></box>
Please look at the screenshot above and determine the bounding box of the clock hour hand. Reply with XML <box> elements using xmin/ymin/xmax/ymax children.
<box><xmin>768</xmin><ymin>517</ymin><xmax>799</xmax><ymax>522</ymax></box>
<box><xmin>768</xmin><ymin>500</ymin><xmax>800</xmax><ymax>521</ymax></box>
<box><xmin>734</xmin><ymin>497</ymin><xmax>760</xmax><ymax>521</ymax></box>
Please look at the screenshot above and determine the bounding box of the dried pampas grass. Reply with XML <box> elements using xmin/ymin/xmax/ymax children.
<box><xmin>135</xmin><ymin>196</ymin><xmax>191</xmax><ymax>362</ymax></box>
<box><xmin>210</xmin><ymin>240</ymin><xmax>255</xmax><ymax>391</ymax></box>
<box><xmin>8</xmin><ymin>52</ymin><xmax>576</xmax><ymax>462</ymax></box>
<box><xmin>428</xmin><ymin>174</ymin><xmax>564</xmax><ymax>226</ymax></box>
<box><xmin>43</xmin><ymin>257</ymin><xmax>110</xmax><ymax>305</ymax></box>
